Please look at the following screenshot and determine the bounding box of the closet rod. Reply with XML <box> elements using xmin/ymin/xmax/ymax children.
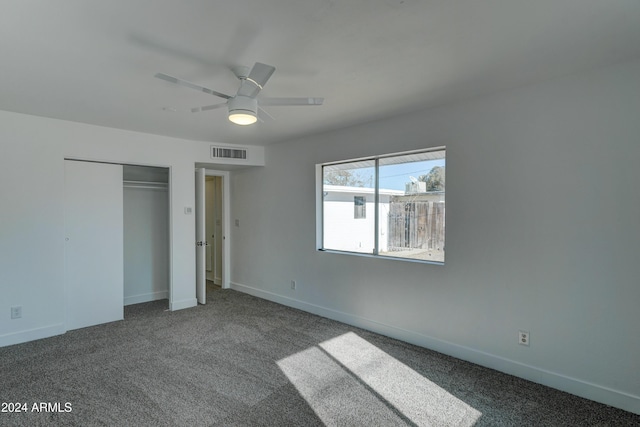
<box><xmin>123</xmin><ymin>180</ymin><xmax>168</xmax><ymax>190</ymax></box>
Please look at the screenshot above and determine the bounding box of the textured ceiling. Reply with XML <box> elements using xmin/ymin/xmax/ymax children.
<box><xmin>1</xmin><ymin>1</ymin><xmax>640</xmax><ymax>146</ymax></box>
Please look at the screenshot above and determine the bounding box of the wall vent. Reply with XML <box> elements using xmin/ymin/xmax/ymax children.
<box><xmin>211</xmin><ymin>146</ymin><xmax>247</xmax><ymax>160</ymax></box>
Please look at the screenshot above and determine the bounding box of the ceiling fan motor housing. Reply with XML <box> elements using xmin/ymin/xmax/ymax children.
<box><xmin>228</xmin><ymin>95</ymin><xmax>257</xmax><ymax>115</ymax></box>
<box><xmin>228</xmin><ymin>96</ymin><xmax>258</xmax><ymax>125</ymax></box>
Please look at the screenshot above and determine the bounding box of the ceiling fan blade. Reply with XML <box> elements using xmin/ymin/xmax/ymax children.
<box><xmin>259</xmin><ymin>97</ymin><xmax>324</xmax><ymax>106</ymax></box>
<box><xmin>237</xmin><ymin>62</ymin><xmax>276</xmax><ymax>98</ymax></box>
<box><xmin>154</xmin><ymin>73</ymin><xmax>232</xmax><ymax>100</ymax></box>
<box><xmin>258</xmin><ymin>106</ymin><xmax>275</xmax><ymax>122</ymax></box>
<box><xmin>248</xmin><ymin>62</ymin><xmax>276</xmax><ymax>88</ymax></box>
<box><xmin>191</xmin><ymin>103</ymin><xmax>227</xmax><ymax>113</ymax></box>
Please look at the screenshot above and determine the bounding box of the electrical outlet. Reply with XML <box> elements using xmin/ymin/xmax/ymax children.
<box><xmin>11</xmin><ymin>306</ymin><xmax>22</xmax><ymax>319</ymax></box>
<box><xmin>291</xmin><ymin>280</ymin><xmax>297</xmax><ymax>290</ymax></box>
<box><xmin>518</xmin><ymin>330</ymin><xmax>530</xmax><ymax>346</ymax></box>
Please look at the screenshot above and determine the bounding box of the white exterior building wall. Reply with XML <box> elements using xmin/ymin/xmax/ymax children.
<box><xmin>322</xmin><ymin>186</ymin><xmax>402</xmax><ymax>253</ymax></box>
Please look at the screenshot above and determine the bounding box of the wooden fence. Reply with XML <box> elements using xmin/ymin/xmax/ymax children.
<box><xmin>387</xmin><ymin>201</ymin><xmax>445</xmax><ymax>251</ymax></box>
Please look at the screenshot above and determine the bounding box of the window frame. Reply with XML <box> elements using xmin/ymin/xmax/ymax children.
<box><xmin>317</xmin><ymin>147</ymin><xmax>445</xmax><ymax>265</ymax></box>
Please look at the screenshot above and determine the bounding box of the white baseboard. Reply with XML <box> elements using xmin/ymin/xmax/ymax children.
<box><xmin>230</xmin><ymin>281</ymin><xmax>640</xmax><ymax>415</ymax></box>
<box><xmin>169</xmin><ymin>297</ymin><xmax>197</xmax><ymax>311</ymax></box>
<box><xmin>124</xmin><ymin>290</ymin><xmax>169</xmax><ymax>306</ymax></box>
<box><xmin>0</xmin><ymin>323</ymin><xmax>66</xmax><ymax>348</ymax></box>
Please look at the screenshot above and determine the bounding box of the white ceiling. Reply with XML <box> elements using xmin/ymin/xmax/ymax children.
<box><xmin>1</xmin><ymin>1</ymin><xmax>639</xmax><ymax>146</ymax></box>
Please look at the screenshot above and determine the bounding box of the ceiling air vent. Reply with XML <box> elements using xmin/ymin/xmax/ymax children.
<box><xmin>211</xmin><ymin>146</ymin><xmax>247</xmax><ymax>160</ymax></box>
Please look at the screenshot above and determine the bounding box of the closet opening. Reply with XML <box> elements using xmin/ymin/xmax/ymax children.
<box><xmin>123</xmin><ymin>165</ymin><xmax>171</xmax><ymax>315</ymax></box>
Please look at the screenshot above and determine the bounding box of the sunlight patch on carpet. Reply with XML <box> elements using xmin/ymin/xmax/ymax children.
<box><xmin>277</xmin><ymin>332</ymin><xmax>481</xmax><ymax>426</ymax></box>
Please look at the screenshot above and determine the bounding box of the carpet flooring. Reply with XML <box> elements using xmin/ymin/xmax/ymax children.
<box><xmin>1</xmin><ymin>289</ymin><xmax>638</xmax><ymax>426</ymax></box>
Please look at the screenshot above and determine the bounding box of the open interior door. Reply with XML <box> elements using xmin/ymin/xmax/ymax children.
<box><xmin>195</xmin><ymin>168</ymin><xmax>207</xmax><ymax>304</ymax></box>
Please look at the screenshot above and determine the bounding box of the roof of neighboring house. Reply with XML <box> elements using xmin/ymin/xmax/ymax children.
<box><xmin>323</xmin><ymin>185</ymin><xmax>405</xmax><ymax>196</ymax></box>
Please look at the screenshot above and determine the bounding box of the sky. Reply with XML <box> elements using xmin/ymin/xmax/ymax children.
<box><xmin>344</xmin><ymin>159</ymin><xmax>445</xmax><ymax>191</ymax></box>
<box><xmin>379</xmin><ymin>159</ymin><xmax>445</xmax><ymax>191</ymax></box>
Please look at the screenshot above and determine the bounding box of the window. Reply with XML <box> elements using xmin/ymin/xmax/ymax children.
<box><xmin>320</xmin><ymin>148</ymin><xmax>445</xmax><ymax>263</ymax></box>
<box><xmin>354</xmin><ymin>196</ymin><xmax>366</xmax><ymax>219</ymax></box>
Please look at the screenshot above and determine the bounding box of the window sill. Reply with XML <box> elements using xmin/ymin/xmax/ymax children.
<box><xmin>317</xmin><ymin>248</ymin><xmax>444</xmax><ymax>266</ymax></box>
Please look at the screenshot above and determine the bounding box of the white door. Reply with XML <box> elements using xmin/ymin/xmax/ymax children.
<box><xmin>64</xmin><ymin>160</ymin><xmax>124</xmax><ymax>330</ymax></box>
<box><xmin>195</xmin><ymin>168</ymin><xmax>207</xmax><ymax>304</ymax></box>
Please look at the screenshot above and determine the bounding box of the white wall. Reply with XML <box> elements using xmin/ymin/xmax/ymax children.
<box><xmin>230</xmin><ymin>59</ymin><xmax>640</xmax><ymax>414</ymax></box>
<box><xmin>124</xmin><ymin>184</ymin><xmax>169</xmax><ymax>305</ymax></box>
<box><xmin>0</xmin><ymin>111</ymin><xmax>264</xmax><ymax>347</ymax></box>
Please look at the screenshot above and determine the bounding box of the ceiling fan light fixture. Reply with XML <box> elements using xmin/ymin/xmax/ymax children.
<box><xmin>227</xmin><ymin>96</ymin><xmax>258</xmax><ymax>126</ymax></box>
<box><xmin>228</xmin><ymin>110</ymin><xmax>257</xmax><ymax>125</ymax></box>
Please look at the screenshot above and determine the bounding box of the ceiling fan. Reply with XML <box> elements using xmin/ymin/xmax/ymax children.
<box><xmin>155</xmin><ymin>62</ymin><xmax>324</xmax><ymax>125</ymax></box>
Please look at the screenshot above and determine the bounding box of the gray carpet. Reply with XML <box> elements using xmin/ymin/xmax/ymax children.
<box><xmin>1</xmin><ymin>289</ymin><xmax>638</xmax><ymax>426</ymax></box>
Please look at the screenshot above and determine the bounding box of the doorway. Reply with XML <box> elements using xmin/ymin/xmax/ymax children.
<box><xmin>196</xmin><ymin>168</ymin><xmax>230</xmax><ymax>304</ymax></box>
<box><xmin>206</xmin><ymin>176</ymin><xmax>223</xmax><ymax>289</ymax></box>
